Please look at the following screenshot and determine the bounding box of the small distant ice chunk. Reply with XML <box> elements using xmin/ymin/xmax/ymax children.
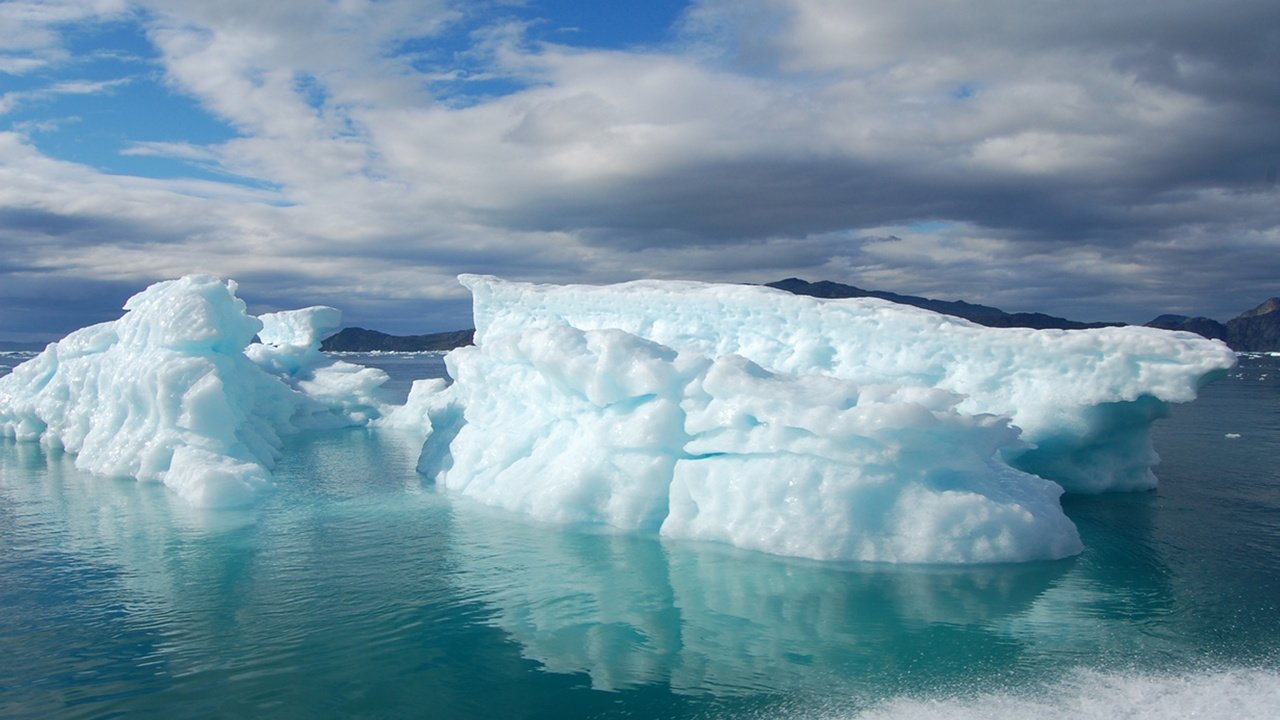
<box><xmin>247</xmin><ymin>307</ymin><xmax>392</xmax><ymax>428</ymax></box>
<box><xmin>1225</xmin><ymin>433</ymin><xmax>1242</xmax><ymax>439</ymax></box>
<box><xmin>376</xmin><ymin>378</ymin><xmax>451</xmax><ymax>433</ymax></box>
<box><xmin>257</xmin><ymin>306</ymin><xmax>343</xmax><ymax>348</ymax></box>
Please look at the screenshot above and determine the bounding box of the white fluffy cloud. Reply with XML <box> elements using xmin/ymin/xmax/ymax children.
<box><xmin>0</xmin><ymin>0</ymin><xmax>1277</xmax><ymax>340</ymax></box>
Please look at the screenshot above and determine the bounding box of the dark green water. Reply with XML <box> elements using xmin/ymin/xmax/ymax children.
<box><xmin>2</xmin><ymin>353</ymin><xmax>1278</xmax><ymax>719</ymax></box>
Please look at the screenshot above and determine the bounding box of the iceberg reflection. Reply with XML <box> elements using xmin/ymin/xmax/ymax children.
<box><xmin>445</xmin><ymin>501</ymin><xmax>1083</xmax><ymax>695</ymax></box>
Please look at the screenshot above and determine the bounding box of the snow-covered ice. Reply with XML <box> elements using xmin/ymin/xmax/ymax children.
<box><xmin>0</xmin><ymin>276</ymin><xmax>390</xmax><ymax>507</ymax></box>
<box><xmin>458</xmin><ymin>276</ymin><xmax>1236</xmax><ymax>494</ymax></box>
<box><xmin>403</xmin><ymin>275</ymin><xmax>1235</xmax><ymax>563</ymax></box>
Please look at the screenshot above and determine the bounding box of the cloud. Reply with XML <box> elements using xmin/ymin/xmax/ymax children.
<box><xmin>0</xmin><ymin>0</ymin><xmax>1277</xmax><ymax>342</ymax></box>
<box><xmin>0</xmin><ymin>77</ymin><xmax>131</xmax><ymax>115</ymax></box>
<box><xmin>0</xmin><ymin>0</ymin><xmax>132</xmax><ymax>73</ymax></box>
<box><xmin>119</xmin><ymin>139</ymin><xmax>218</xmax><ymax>161</ymax></box>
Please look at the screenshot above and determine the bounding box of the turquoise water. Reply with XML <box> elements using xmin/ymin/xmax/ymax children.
<box><xmin>2</xmin><ymin>352</ymin><xmax>1279</xmax><ymax>719</ymax></box>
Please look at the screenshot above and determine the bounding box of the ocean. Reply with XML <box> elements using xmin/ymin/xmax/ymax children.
<box><xmin>2</xmin><ymin>350</ymin><xmax>1278</xmax><ymax>719</ymax></box>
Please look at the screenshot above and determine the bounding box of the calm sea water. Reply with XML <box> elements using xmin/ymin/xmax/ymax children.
<box><xmin>2</xmin><ymin>351</ymin><xmax>1278</xmax><ymax>719</ymax></box>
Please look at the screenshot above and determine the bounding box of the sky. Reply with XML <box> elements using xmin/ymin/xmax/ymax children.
<box><xmin>1</xmin><ymin>0</ymin><xmax>1278</xmax><ymax>341</ymax></box>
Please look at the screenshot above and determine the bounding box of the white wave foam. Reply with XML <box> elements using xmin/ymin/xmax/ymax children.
<box><xmin>817</xmin><ymin>667</ymin><xmax>1280</xmax><ymax>720</ymax></box>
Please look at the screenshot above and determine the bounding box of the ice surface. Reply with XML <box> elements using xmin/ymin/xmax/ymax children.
<box><xmin>460</xmin><ymin>275</ymin><xmax>1236</xmax><ymax>493</ymax></box>
<box><xmin>0</xmin><ymin>276</ymin><xmax>390</xmax><ymax>507</ymax></box>
<box><xmin>406</xmin><ymin>276</ymin><xmax>1234</xmax><ymax>563</ymax></box>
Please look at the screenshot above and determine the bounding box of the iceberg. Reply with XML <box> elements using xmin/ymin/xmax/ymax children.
<box><xmin>404</xmin><ymin>276</ymin><xmax>1235</xmax><ymax>563</ymax></box>
<box><xmin>0</xmin><ymin>275</ymin><xmax>390</xmax><ymax>507</ymax></box>
<box><xmin>0</xmin><ymin>273</ymin><xmax>1235</xmax><ymax>563</ymax></box>
<box><xmin>458</xmin><ymin>276</ymin><xmax>1237</xmax><ymax>493</ymax></box>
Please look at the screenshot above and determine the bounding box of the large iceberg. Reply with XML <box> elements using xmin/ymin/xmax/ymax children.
<box><xmin>459</xmin><ymin>276</ymin><xmax>1237</xmax><ymax>494</ymax></box>
<box><xmin>0</xmin><ymin>275</ymin><xmax>390</xmax><ymax>507</ymax></box>
<box><xmin>403</xmin><ymin>276</ymin><xmax>1235</xmax><ymax>564</ymax></box>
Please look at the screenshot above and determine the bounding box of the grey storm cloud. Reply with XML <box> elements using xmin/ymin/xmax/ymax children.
<box><xmin>0</xmin><ymin>0</ymin><xmax>1276</xmax><ymax>339</ymax></box>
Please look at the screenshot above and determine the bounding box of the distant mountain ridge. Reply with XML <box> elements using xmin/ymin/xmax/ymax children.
<box><xmin>767</xmin><ymin>278</ymin><xmax>1120</xmax><ymax>330</ymax></box>
<box><xmin>320</xmin><ymin>327</ymin><xmax>474</xmax><ymax>352</ymax></box>
<box><xmin>0</xmin><ymin>342</ymin><xmax>45</xmax><ymax>351</ymax></box>
<box><xmin>770</xmin><ymin>278</ymin><xmax>1279</xmax><ymax>351</ymax></box>
<box><xmin>310</xmin><ymin>281</ymin><xmax>1280</xmax><ymax>353</ymax></box>
<box><xmin>1146</xmin><ymin>297</ymin><xmax>1280</xmax><ymax>352</ymax></box>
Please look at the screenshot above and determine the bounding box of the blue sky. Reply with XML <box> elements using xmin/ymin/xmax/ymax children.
<box><xmin>1</xmin><ymin>0</ymin><xmax>1278</xmax><ymax>341</ymax></box>
<box><xmin>6</xmin><ymin>20</ymin><xmax>244</xmax><ymax>183</ymax></box>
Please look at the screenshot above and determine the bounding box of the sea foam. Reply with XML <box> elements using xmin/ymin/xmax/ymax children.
<box><xmin>838</xmin><ymin>667</ymin><xmax>1280</xmax><ymax>720</ymax></box>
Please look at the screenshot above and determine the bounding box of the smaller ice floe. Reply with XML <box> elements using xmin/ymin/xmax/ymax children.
<box><xmin>0</xmin><ymin>276</ymin><xmax>391</xmax><ymax>507</ymax></box>
<box><xmin>1225</xmin><ymin>433</ymin><xmax>1242</xmax><ymax>439</ymax></box>
<box><xmin>246</xmin><ymin>307</ymin><xmax>391</xmax><ymax>428</ymax></box>
<box><xmin>376</xmin><ymin>378</ymin><xmax>451</xmax><ymax>433</ymax></box>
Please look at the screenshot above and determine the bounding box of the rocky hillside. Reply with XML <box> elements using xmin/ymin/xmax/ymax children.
<box><xmin>320</xmin><ymin>327</ymin><xmax>474</xmax><ymax>352</ymax></box>
<box><xmin>1146</xmin><ymin>298</ymin><xmax>1280</xmax><ymax>352</ymax></box>
<box><xmin>768</xmin><ymin>278</ymin><xmax>1119</xmax><ymax>330</ymax></box>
